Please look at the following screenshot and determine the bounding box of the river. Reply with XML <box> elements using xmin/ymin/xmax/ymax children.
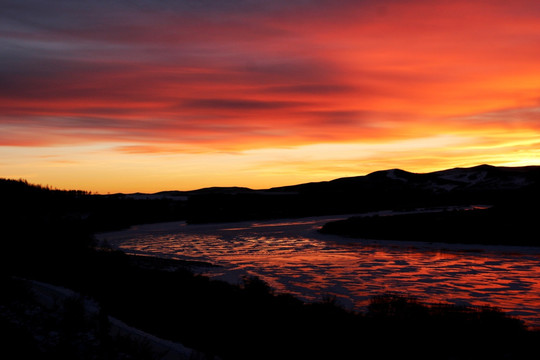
<box><xmin>98</xmin><ymin>212</ymin><xmax>540</xmax><ymax>329</ymax></box>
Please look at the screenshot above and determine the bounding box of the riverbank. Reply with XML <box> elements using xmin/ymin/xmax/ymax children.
<box><xmin>99</xmin><ymin>213</ymin><xmax>540</xmax><ymax>257</ymax></box>
<box><xmin>319</xmin><ymin>205</ymin><xmax>540</xmax><ymax>247</ymax></box>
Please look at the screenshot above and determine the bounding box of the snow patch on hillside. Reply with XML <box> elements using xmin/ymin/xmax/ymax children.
<box><xmin>23</xmin><ymin>279</ymin><xmax>207</xmax><ymax>360</ymax></box>
<box><xmin>437</xmin><ymin>170</ymin><xmax>488</xmax><ymax>185</ymax></box>
<box><xmin>385</xmin><ymin>169</ymin><xmax>409</xmax><ymax>182</ymax></box>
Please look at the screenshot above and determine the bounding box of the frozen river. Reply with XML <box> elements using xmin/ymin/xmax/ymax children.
<box><xmin>98</xmin><ymin>213</ymin><xmax>540</xmax><ymax>329</ymax></box>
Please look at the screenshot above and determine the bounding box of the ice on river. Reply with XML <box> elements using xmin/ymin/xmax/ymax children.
<box><xmin>98</xmin><ymin>213</ymin><xmax>540</xmax><ymax>329</ymax></box>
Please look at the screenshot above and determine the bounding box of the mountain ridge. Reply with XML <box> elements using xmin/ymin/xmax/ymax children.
<box><xmin>177</xmin><ymin>164</ymin><xmax>540</xmax><ymax>223</ymax></box>
<box><xmin>5</xmin><ymin>164</ymin><xmax>537</xmax><ymax>225</ymax></box>
<box><xmin>267</xmin><ymin>164</ymin><xmax>540</xmax><ymax>195</ymax></box>
<box><xmin>118</xmin><ymin>164</ymin><xmax>540</xmax><ymax>198</ymax></box>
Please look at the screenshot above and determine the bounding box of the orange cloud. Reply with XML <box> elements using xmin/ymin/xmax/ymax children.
<box><xmin>1</xmin><ymin>0</ymin><xmax>539</xmax><ymax>191</ymax></box>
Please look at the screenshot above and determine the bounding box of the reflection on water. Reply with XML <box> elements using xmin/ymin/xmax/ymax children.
<box><xmin>99</xmin><ymin>215</ymin><xmax>540</xmax><ymax>329</ymax></box>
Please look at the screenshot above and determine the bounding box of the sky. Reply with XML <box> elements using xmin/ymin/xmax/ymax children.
<box><xmin>1</xmin><ymin>0</ymin><xmax>540</xmax><ymax>193</ymax></box>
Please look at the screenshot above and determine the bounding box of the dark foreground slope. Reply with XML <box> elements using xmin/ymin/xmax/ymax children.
<box><xmin>2</xmin><ymin>251</ymin><xmax>537</xmax><ymax>360</ymax></box>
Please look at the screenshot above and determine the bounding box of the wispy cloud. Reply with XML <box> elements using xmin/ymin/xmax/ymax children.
<box><xmin>1</xmin><ymin>0</ymin><xmax>539</xmax><ymax>191</ymax></box>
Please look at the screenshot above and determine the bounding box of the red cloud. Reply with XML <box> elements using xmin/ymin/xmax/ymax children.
<box><xmin>1</xmin><ymin>0</ymin><xmax>540</xmax><ymax>155</ymax></box>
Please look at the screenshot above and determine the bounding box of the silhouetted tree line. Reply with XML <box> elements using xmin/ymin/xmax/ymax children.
<box><xmin>0</xmin><ymin>178</ymin><xmax>188</xmax><ymax>232</ymax></box>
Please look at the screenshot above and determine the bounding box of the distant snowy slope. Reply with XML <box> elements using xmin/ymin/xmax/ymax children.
<box><xmin>114</xmin><ymin>164</ymin><xmax>540</xmax><ymax>199</ymax></box>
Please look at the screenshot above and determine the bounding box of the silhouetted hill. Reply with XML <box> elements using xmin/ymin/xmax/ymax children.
<box><xmin>3</xmin><ymin>165</ymin><xmax>539</xmax><ymax>225</ymax></box>
<box><xmin>313</xmin><ymin>165</ymin><xmax>540</xmax><ymax>246</ymax></box>
<box><xmin>110</xmin><ymin>164</ymin><xmax>540</xmax><ymax>205</ymax></box>
<box><xmin>183</xmin><ymin>165</ymin><xmax>540</xmax><ymax>223</ymax></box>
<box><xmin>270</xmin><ymin>164</ymin><xmax>540</xmax><ymax>194</ymax></box>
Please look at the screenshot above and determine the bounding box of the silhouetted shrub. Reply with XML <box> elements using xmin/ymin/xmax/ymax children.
<box><xmin>242</xmin><ymin>275</ymin><xmax>274</xmax><ymax>297</ymax></box>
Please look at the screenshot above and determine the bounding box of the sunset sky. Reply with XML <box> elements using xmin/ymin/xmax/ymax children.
<box><xmin>2</xmin><ymin>0</ymin><xmax>540</xmax><ymax>193</ymax></box>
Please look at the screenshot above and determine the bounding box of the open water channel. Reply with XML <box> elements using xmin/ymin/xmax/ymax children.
<box><xmin>98</xmin><ymin>212</ymin><xmax>540</xmax><ymax>329</ymax></box>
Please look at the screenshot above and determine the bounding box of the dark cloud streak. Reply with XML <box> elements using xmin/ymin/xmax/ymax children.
<box><xmin>180</xmin><ymin>98</ymin><xmax>308</xmax><ymax>111</ymax></box>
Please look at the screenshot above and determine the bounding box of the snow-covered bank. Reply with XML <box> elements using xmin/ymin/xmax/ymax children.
<box><xmin>9</xmin><ymin>278</ymin><xmax>211</xmax><ymax>360</ymax></box>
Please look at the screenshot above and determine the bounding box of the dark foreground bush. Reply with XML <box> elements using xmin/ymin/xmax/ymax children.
<box><xmin>365</xmin><ymin>294</ymin><xmax>534</xmax><ymax>359</ymax></box>
<box><xmin>7</xmin><ymin>249</ymin><xmax>537</xmax><ymax>360</ymax></box>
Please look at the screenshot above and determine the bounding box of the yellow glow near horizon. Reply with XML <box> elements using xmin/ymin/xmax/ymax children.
<box><xmin>2</xmin><ymin>131</ymin><xmax>538</xmax><ymax>194</ymax></box>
